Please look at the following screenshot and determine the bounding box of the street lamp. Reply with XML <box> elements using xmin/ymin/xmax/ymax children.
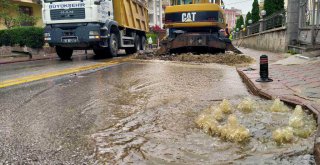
<box><xmin>260</xmin><ymin>10</ymin><xmax>266</xmax><ymax>18</ymax></box>
<box><xmin>236</xmin><ymin>28</ymin><xmax>239</xmax><ymax>32</ymax></box>
<box><xmin>241</xmin><ymin>25</ymin><xmax>244</xmax><ymax>29</ymax></box>
<box><xmin>248</xmin><ymin>19</ymin><xmax>252</xmax><ymax>24</ymax></box>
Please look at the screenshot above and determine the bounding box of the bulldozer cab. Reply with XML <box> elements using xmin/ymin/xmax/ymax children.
<box><xmin>170</xmin><ymin>0</ymin><xmax>223</xmax><ymax>5</ymax></box>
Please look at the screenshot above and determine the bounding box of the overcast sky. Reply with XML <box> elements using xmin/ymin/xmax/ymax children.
<box><xmin>224</xmin><ymin>0</ymin><xmax>254</xmax><ymax>14</ymax></box>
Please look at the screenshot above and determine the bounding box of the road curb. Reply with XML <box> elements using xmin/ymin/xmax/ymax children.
<box><xmin>237</xmin><ymin>68</ymin><xmax>320</xmax><ymax>164</ymax></box>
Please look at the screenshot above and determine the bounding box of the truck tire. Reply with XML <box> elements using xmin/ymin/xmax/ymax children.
<box><xmin>56</xmin><ymin>46</ymin><xmax>73</xmax><ymax>60</ymax></box>
<box><xmin>107</xmin><ymin>33</ymin><xmax>118</xmax><ymax>57</ymax></box>
<box><xmin>125</xmin><ymin>35</ymin><xmax>140</xmax><ymax>54</ymax></box>
<box><xmin>140</xmin><ymin>35</ymin><xmax>146</xmax><ymax>51</ymax></box>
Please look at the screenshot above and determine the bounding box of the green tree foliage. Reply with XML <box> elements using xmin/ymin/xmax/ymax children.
<box><xmin>264</xmin><ymin>0</ymin><xmax>272</xmax><ymax>16</ymax></box>
<box><xmin>264</xmin><ymin>0</ymin><xmax>284</xmax><ymax>16</ymax></box>
<box><xmin>0</xmin><ymin>0</ymin><xmax>38</xmax><ymax>29</ymax></box>
<box><xmin>251</xmin><ymin>0</ymin><xmax>260</xmax><ymax>23</ymax></box>
<box><xmin>245</xmin><ymin>12</ymin><xmax>252</xmax><ymax>27</ymax></box>
<box><xmin>236</xmin><ymin>15</ymin><xmax>244</xmax><ymax>30</ymax></box>
<box><xmin>0</xmin><ymin>0</ymin><xmax>17</xmax><ymax>28</ymax></box>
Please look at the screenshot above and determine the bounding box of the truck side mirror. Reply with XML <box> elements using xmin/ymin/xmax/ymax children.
<box><xmin>94</xmin><ymin>0</ymin><xmax>100</xmax><ymax>5</ymax></box>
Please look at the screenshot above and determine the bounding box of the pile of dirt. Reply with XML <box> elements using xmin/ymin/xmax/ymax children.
<box><xmin>134</xmin><ymin>51</ymin><xmax>254</xmax><ymax>66</ymax></box>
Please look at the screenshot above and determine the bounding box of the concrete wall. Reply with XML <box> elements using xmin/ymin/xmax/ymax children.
<box><xmin>232</xmin><ymin>27</ymin><xmax>287</xmax><ymax>53</ymax></box>
<box><xmin>0</xmin><ymin>46</ymin><xmax>55</xmax><ymax>56</ymax></box>
<box><xmin>299</xmin><ymin>28</ymin><xmax>320</xmax><ymax>45</ymax></box>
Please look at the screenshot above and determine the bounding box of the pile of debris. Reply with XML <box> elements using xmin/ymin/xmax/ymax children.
<box><xmin>134</xmin><ymin>50</ymin><xmax>254</xmax><ymax>66</ymax></box>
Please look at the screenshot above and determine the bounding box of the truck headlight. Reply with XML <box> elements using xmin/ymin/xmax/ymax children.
<box><xmin>89</xmin><ymin>31</ymin><xmax>100</xmax><ymax>36</ymax></box>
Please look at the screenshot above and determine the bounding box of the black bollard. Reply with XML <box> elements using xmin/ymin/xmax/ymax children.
<box><xmin>256</xmin><ymin>55</ymin><xmax>273</xmax><ymax>82</ymax></box>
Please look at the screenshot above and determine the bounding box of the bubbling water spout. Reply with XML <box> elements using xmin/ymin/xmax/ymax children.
<box><xmin>237</xmin><ymin>98</ymin><xmax>255</xmax><ymax>113</ymax></box>
<box><xmin>270</xmin><ymin>98</ymin><xmax>288</xmax><ymax>112</ymax></box>
<box><xmin>220</xmin><ymin>115</ymin><xmax>250</xmax><ymax>143</ymax></box>
<box><xmin>289</xmin><ymin>105</ymin><xmax>317</xmax><ymax>138</ymax></box>
<box><xmin>219</xmin><ymin>99</ymin><xmax>232</xmax><ymax>114</ymax></box>
<box><xmin>272</xmin><ymin>127</ymin><xmax>294</xmax><ymax>145</ymax></box>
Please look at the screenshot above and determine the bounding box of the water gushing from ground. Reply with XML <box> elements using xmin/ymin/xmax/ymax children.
<box><xmin>89</xmin><ymin>61</ymin><xmax>316</xmax><ymax>164</ymax></box>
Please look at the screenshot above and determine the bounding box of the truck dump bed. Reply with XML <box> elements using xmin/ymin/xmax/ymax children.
<box><xmin>113</xmin><ymin>0</ymin><xmax>149</xmax><ymax>32</ymax></box>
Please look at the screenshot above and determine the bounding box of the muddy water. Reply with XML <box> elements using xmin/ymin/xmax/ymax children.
<box><xmin>90</xmin><ymin>60</ymin><xmax>315</xmax><ymax>164</ymax></box>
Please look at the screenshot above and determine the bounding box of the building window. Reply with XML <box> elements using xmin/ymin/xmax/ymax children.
<box><xmin>19</xmin><ymin>6</ymin><xmax>33</xmax><ymax>16</ymax></box>
<box><xmin>19</xmin><ymin>6</ymin><xmax>34</xmax><ymax>26</ymax></box>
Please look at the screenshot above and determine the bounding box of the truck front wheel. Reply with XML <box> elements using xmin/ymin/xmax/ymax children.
<box><xmin>56</xmin><ymin>46</ymin><xmax>73</xmax><ymax>60</ymax></box>
<box><xmin>107</xmin><ymin>33</ymin><xmax>118</xmax><ymax>57</ymax></box>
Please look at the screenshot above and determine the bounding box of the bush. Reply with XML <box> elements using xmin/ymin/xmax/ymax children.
<box><xmin>146</xmin><ymin>33</ymin><xmax>158</xmax><ymax>44</ymax></box>
<box><xmin>0</xmin><ymin>30</ymin><xmax>12</xmax><ymax>46</ymax></box>
<box><xmin>0</xmin><ymin>27</ymin><xmax>44</xmax><ymax>48</ymax></box>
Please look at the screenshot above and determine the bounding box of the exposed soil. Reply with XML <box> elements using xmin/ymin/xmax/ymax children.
<box><xmin>134</xmin><ymin>50</ymin><xmax>255</xmax><ymax>66</ymax></box>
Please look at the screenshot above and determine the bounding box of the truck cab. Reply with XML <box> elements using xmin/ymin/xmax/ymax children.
<box><xmin>42</xmin><ymin>0</ymin><xmax>148</xmax><ymax>60</ymax></box>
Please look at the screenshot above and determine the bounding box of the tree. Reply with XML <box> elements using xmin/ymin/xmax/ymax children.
<box><xmin>275</xmin><ymin>0</ymin><xmax>285</xmax><ymax>12</ymax></box>
<box><xmin>0</xmin><ymin>0</ymin><xmax>18</xmax><ymax>28</ymax></box>
<box><xmin>150</xmin><ymin>25</ymin><xmax>162</xmax><ymax>32</ymax></box>
<box><xmin>245</xmin><ymin>12</ymin><xmax>252</xmax><ymax>27</ymax></box>
<box><xmin>264</xmin><ymin>0</ymin><xmax>284</xmax><ymax>16</ymax></box>
<box><xmin>251</xmin><ymin>0</ymin><xmax>260</xmax><ymax>23</ymax></box>
<box><xmin>236</xmin><ymin>15</ymin><xmax>244</xmax><ymax>30</ymax></box>
<box><xmin>0</xmin><ymin>0</ymin><xmax>38</xmax><ymax>28</ymax></box>
<box><xmin>264</xmin><ymin>0</ymin><xmax>274</xmax><ymax>16</ymax></box>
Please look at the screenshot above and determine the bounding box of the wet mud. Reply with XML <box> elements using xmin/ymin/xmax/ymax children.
<box><xmin>134</xmin><ymin>51</ymin><xmax>254</xmax><ymax>66</ymax></box>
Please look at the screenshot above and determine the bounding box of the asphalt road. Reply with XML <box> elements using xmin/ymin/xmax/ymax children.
<box><xmin>0</xmin><ymin>54</ymin><xmax>315</xmax><ymax>164</ymax></box>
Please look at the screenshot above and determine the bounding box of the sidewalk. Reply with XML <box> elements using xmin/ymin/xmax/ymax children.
<box><xmin>0</xmin><ymin>53</ymin><xmax>58</xmax><ymax>65</ymax></box>
<box><xmin>0</xmin><ymin>50</ymin><xmax>92</xmax><ymax>65</ymax></box>
<box><xmin>237</xmin><ymin>47</ymin><xmax>320</xmax><ymax>115</ymax></box>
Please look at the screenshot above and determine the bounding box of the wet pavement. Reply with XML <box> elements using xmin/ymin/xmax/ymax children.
<box><xmin>0</xmin><ymin>51</ymin><xmax>126</xmax><ymax>82</ymax></box>
<box><xmin>0</xmin><ymin>57</ymin><xmax>317</xmax><ymax>164</ymax></box>
<box><xmin>237</xmin><ymin>47</ymin><xmax>320</xmax><ymax>116</ymax></box>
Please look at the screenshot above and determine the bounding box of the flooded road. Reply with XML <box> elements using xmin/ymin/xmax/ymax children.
<box><xmin>0</xmin><ymin>59</ymin><xmax>316</xmax><ymax>164</ymax></box>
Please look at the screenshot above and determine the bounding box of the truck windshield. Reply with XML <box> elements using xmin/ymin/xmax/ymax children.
<box><xmin>171</xmin><ymin>0</ymin><xmax>193</xmax><ymax>5</ymax></box>
<box><xmin>44</xmin><ymin>0</ymin><xmax>81</xmax><ymax>3</ymax></box>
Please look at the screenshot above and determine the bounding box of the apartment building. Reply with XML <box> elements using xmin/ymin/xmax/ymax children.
<box><xmin>147</xmin><ymin>0</ymin><xmax>163</xmax><ymax>28</ymax></box>
<box><xmin>0</xmin><ymin>0</ymin><xmax>42</xmax><ymax>29</ymax></box>
<box><xmin>162</xmin><ymin>0</ymin><xmax>170</xmax><ymax>23</ymax></box>
<box><xmin>224</xmin><ymin>7</ymin><xmax>242</xmax><ymax>29</ymax></box>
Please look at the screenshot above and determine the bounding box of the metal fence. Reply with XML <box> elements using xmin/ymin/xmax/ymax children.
<box><xmin>264</xmin><ymin>10</ymin><xmax>287</xmax><ymax>30</ymax></box>
<box><xmin>250</xmin><ymin>22</ymin><xmax>260</xmax><ymax>34</ymax></box>
<box><xmin>236</xmin><ymin>10</ymin><xmax>287</xmax><ymax>39</ymax></box>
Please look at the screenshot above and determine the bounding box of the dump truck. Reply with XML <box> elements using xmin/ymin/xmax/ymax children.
<box><xmin>42</xmin><ymin>0</ymin><xmax>149</xmax><ymax>60</ymax></box>
<box><xmin>159</xmin><ymin>0</ymin><xmax>239</xmax><ymax>54</ymax></box>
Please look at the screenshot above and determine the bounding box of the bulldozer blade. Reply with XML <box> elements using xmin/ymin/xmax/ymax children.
<box><xmin>226</xmin><ymin>43</ymin><xmax>242</xmax><ymax>54</ymax></box>
<box><xmin>158</xmin><ymin>34</ymin><xmax>242</xmax><ymax>55</ymax></box>
<box><xmin>157</xmin><ymin>39</ymin><xmax>170</xmax><ymax>55</ymax></box>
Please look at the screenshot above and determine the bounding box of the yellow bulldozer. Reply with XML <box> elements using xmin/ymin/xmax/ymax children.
<box><xmin>158</xmin><ymin>0</ymin><xmax>240</xmax><ymax>54</ymax></box>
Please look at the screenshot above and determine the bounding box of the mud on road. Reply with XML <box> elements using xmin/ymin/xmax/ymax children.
<box><xmin>134</xmin><ymin>50</ymin><xmax>254</xmax><ymax>66</ymax></box>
